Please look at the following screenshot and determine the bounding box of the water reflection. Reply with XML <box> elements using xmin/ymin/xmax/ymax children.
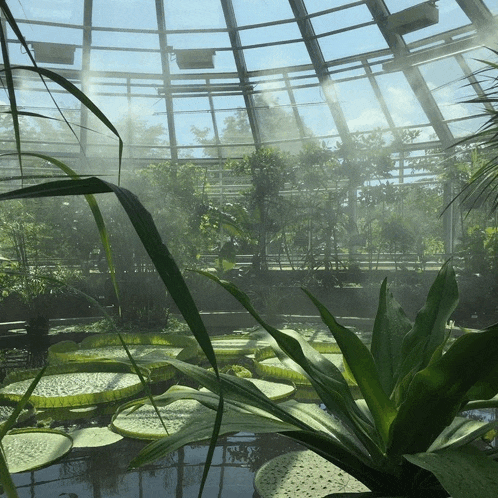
<box><xmin>10</xmin><ymin>432</ymin><xmax>303</xmax><ymax>497</ymax></box>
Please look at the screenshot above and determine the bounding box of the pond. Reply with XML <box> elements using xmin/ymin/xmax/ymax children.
<box><xmin>8</xmin><ymin>430</ymin><xmax>303</xmax><ymax>498</ymax></box>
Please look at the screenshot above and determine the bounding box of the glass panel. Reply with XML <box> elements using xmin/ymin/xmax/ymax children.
<box><xmin>164</xmin><ymin>0</ymin><xmax>226</xmax><ymax>30</ymax></box>
<box><xmin>448</xmin><ymin>115</ymin><xmax>489</xmax><ymax>139</ymax></box>
<box><xmin>311</xmin><ymin>4</ymin><xmax>374</xmax><ymax>35</ymax></box>
<box><xmin>239</xmin><ymin>23</ymin><xmax>302</xmax><ymax>47</ymax></box>
<box><xmin>244</xmin><ymin>41</ymin><xmax>311</xmax><ymax>71</ymax></box>
<box><xmin>304</xmin><ymin>0</ymin><xmax>354</xmax><ymax>15</ymax></box>
<box><xmin>90</xmin><ymin>49</ymin><xmax>162</xmax><ymax>73</ymax></box>
<box><xmin>232</xmin><ymin>0</ymin><xmax>295</xmax><ymax>26</ymax></box>
<box><xmin>418</xmin><ymin>57</ymin><xmax>474</xmax><ymax>123</ymax></box>
<box><xmin>374</xmin><ymin>72</ymin><xmax>433</xmax><ymax>134</ymax></box>
<box><xmin>16</xmin><ymin>0</ymin><xmax>84</xmax><ymax>24</ymax></box>
<box><xmin>93</xmin><ymin>0</ymin><xmax>158</xmax><ymax>30</ymax></box>
<box><xmin>483</xmin><ymin>0</ymin><xmax>498</xmax><ymax>14</ymax></box>
<box><xmin>92</xmin><ymin>31</ymin><xmax>158</xmax><ymax>50</ymax></box>
<box><xmin>320</xmin><ymin>26</ymin><xmax>389</xmax><ymax>62</ymax></box>
<box><xmin>334</xmin><ymin>78</ymin><xmax>390</xmax><ymax>132</ymax></box>
<box><xmin>291</xmin><ymin>86</ymin><xmax>338</xmax><ymax>142</ymax></box>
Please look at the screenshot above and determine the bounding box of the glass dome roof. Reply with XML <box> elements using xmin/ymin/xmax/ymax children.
<box><xmin>1</xmin><ymin>0</ymin><xmax>498</xmax><ymax>183</ymax></box>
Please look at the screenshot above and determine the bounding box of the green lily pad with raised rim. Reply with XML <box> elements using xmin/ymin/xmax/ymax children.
<box><xmin>0</xmin><ymin>362</ymin><xmax>148</xmax><ymax>408</ymax></box>
<box><xmin>111</xmin><ymin>397</ymin><xmax>217</xmax><ymax>440</ymax></box>
<box><xmin>68</xmin><ymin>427</ymin><xmax>123</xmax><ymax>448</ymax></box>
<box><xmin>254</xmin><ymin>450</ymin><xmax>369</xmax><ymax>498</ymax></box>
<box><xmin>0</xmin><ymin>395</ymin><xmax>36</xmax><ymax>429</ymax></box>
<box><xmin>210</xmin><ymin>334</ymin><xmax>271</xmax><ymax>357</ymax></box>
<box><xmin>201</xmin><ymin>377</ymin><xmax>296</xmax><ymax>402</ymax></box>
<box><xmin>254</xmin><ymin>352</ymin><xmax>344</xmax><ymax>385</ymax></box>
<box><xmin>48</xmin><ymin>333</ymin><xmax>198</xmax><ymax>382</ymax></box>
<box><xmin>2</xmin><ymin>428</ymin><xmax>73</xmax><ymax>473</ymax></box>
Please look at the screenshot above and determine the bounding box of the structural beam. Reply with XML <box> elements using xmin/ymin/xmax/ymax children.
<box><xmin>287</xmin><ymin>0</ymin><xmax>353</xmax><ymax>149</ymax></box>
<box><xmin>155</xmin><ymin>0</ymin><xmax>178</xmax><ymax>164</ymax></box>
<box><xmin>220</xmin><ymin>0</ymin><xmax>262</xmax><ymax>148</ymax></box>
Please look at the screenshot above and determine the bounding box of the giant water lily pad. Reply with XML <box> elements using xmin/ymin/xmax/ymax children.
<box><xmin>201</xmin><ymin>377</ymin><xmax>295</xmax><ymax>402</ymax></box>
<box><xmin>111</xmin><ymin>398</ymin><xmax>215</xmax><ymax>440</ymax></box>
<box><xmin>68</xmin><ymin>427</ymin><xmax>123</xmax><ymax>448</ymax></box>
<box><xmin>0</xmin><ymin>395</ymin><xmax>35</xmax><ymax>429</ymax></box>
<box><xmin>111</xmin><ymin>386</ymin><xmax>294</xmax><ymax>441</ymax></box>
<box><xmin>48</xmin><ymin>333</ymin><xmax>198</xmax><ymax>382</ymax></box>
<box><xmin>0</xmin><ymin>362</ymin><xmax>147</xmax><ymax>408</ymax></box>
<box><xmin>210</xmin><ymin>335</ymin><xmax>270</xmax><ymax>357</ymax></box>
<box><xmin>254</xmin><ymin>351</ymin><xmax>343</xmax><ymax>385</ymax></box>
<box><xmin>254</xmin><ymin>450</ymin><xmax>369</xmax><ymax>497</ymax></box>
<box><xmin>2</xmin><ymin>428</ymin><xmax>73</xmax><ymax>473</ymax></box>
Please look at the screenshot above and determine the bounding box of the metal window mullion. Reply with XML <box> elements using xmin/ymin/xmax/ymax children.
<box><xmin>155</xmin><ymin>0</ymin><xmax>177</xmax><ymax>164</ymax></box>
<box><xmin>220</xmin><ymin>0</ymin><xmax>262</xmax><ymax>148</ymax></box>
<box><xmin>287</xmin><ymin>0</ymin><xmax>353</xmax><ymax>148</ymax></box>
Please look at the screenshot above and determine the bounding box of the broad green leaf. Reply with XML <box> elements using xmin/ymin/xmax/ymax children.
<box><xmin>196</xmin><ymin>271</ymin><xmax>383</xmax><ymax>459</ymax></box>
<box><xmin>126</xmin><ymin>386</ymin><xmax>388</xmax><ymax>491</ymax></box>
<box><xmin>405</xmin><ymin>446</ymin><xmax>498</xmax><ymax>498</ymax></box>
<box><xmin>394</xmin><ymin>262</ymin><xmax>459</xmax><ymax>403</ymax></box>
<box><xmin>464</xmin><ymin>393</ymin><xmax>498</xmax><ymax>411</ymax></box>
<box><xmin>370</xmin><ymin>278</ymin><xmax>412</xmax><ymax>397</ymax></box>
<box><xmin>388</xmin><ymin>326</ymin><xmax>498</xmax><ymax>456</ymax></box>
<box><xmin>303</xmin><ymin>289</ymin><xmax>397</xmax><ymax>449</ymax></box>
<box><xmin>429</xmin><ymin>416</ymin><xmax>498</xmax><ymax>451</ymax></box>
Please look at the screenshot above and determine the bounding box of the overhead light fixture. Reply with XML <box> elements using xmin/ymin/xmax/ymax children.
<box><xmin>174</xmin><ymin>49</ymin><xmax>216</xmax><ymax>70</ymax></box>
<box><xmin>31</xmin><ymin>42</ymin><xmax>76</xmax><ymax>65</ymax></box>
<box><xmin>385</xmin><ymin>2</ymin><xmax>439</xmax><ymax>36</ymax></box>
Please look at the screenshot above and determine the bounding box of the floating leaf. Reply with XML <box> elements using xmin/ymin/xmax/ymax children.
<box><xmin>0</xmin><ymin>363</ymin><xmax>147</xmax><ymax>408</ymax></box>
<box><xmin>2</xmin><ymin>428</ymin><xmax>72</xmax><ymax>473</ymax></box>
<box><xmin>48</xmin><ymin>333</ymin><xmax>198</xmax><ymax>382</ymax></box>
<box><xmin>254</xmin><ymin>353</ymin><xmax>344</xmax><ymax>385</ymax></box>
<box><xmin>254</xmin><ymin>450</ymin><xmax>369</xmax><ymax>498</ymax></box>
<box><xmin>201</xmin><ymin>378</ymin><xmax>295</xmax><ymax>402</ymax></box>
<box><xmin>68</xmin><ymin>427</ymin><xmax>123</xmax><ymax>448</ymax></box>
<box><xmin>0</xmin><ymin>396</ymin><xmax>35</xmax><ymax>429</ymax></box>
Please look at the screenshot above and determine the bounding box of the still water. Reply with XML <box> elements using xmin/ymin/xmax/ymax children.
<box><xmin>10</xmin><ymin>431</ymin><xmax>303</xmax><ymax>498</ymax></box>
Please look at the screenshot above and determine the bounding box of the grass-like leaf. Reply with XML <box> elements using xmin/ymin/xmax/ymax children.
<box><xmin>303</xmin><ymin>289</ymin><xmax>397</xmax><ymax>449</ymax></box>
<box><xmin>0</xmin><ymin>177</ymin><xmax>221</xmax><ymax>498</ymax></box>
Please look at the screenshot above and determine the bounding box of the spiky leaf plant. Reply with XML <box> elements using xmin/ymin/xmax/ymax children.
<box><xmin>3</xmin><ymin>174</ymin><xmax>498</xmax><ymax>497</ymax></box>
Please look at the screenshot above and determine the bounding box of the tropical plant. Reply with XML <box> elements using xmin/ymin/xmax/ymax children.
<box><xmin>454</xmin><ymin>50</ymin><xmax>498</xmax><ymax>210</ymax></box>
<box><xmin>124</xmin><ymin>261</ymin><xmax>498</xmax><ymax>498</ymax></box>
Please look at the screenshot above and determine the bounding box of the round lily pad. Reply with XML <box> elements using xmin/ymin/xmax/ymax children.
<box><xmin>254</xmin><ymin>353</ymin><xmax>343</xmax><ymax>385</ymax></box>
<box><xmin>254</xmin><ymin>450</ymin><xmax>369</xmax><ymax>497</ymax></box>
<box><xmin>0</xmin><ymin>363</ymin><xmax>148</xmax><ymax>408</ymax></box>
<box><xmin>0</xmin><ymin>395</ymin><xmax>35</xmax><ymax>429</ymax></box>
<box><xmin>48</xmin><ymin>333</ymin><xmax>198</xmax><ymax>382</ymax></box>
<box><xmin>201</xmin><ymin>378</ymin><xmax>295</xmax><ymax>402</ymax></box>
<box><xmin>210</xmin><ymin>335</ymin><xmax>270</xmax><ymax>357</ymax></box>
<box><xmin>2</xmin><ymin>428</ymin><xmax>73</xmax><ymax>473</ymax></box>
<box><xmin>68</xmin><ymin>427</ymin><xmax>123</xmax><ymax>448</ymax></box>
<box><xmin>111</xmin><ymin>398</ymin><xmax>215</xmax><ymax>440</ymax></box>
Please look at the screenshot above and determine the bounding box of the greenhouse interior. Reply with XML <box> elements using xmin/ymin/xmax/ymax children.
<box><xmin>1</xmin><ymin>1</ymin><xmax>498</xmax><ymax>497</ymax></box>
